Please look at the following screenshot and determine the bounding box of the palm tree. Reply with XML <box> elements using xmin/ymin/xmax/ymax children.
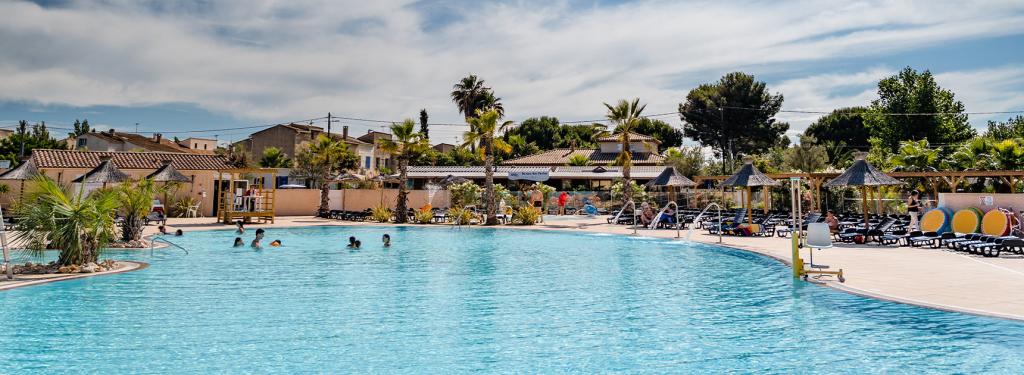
<box><xmin>603</xmin><ymin>98</ymin><xmax>647</xmax><ymax>206</ymax></box>
<box><xmin>259</xmin><ymin>147</ymin><xmax>291</xmax><ymax>168</ymax></box>
<box><xmin>305</xmin><ymin>135</ymin><xmax>355</xmax><ymax>214</ymax></box>
<box><xmin>463</xmin><ymin>109</ymin><xmax>512</xmax><ymax>225</ymax></box>
<box><xmin>14</xmin><ymin>175</ymin><xmax>118</xmax><ymax>265</ymax></box>
<box><xmin>118</xmin><ymin>178</ymin><xmax>167</xmax><ymax>242</ymax></box>
<box><xmin>451</xmin><ymin>75</ymin><xmax>488</xmax><ymax>119</ymax></box>
<box><xmin>377</xmin><ymin>119</ymin><xmax>429</xmax><ymax>223</ymax></box>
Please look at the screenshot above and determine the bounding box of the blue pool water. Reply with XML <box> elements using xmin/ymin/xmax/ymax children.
<box><xmin>3</xmin><ymin>226</ymin><xmax>1024</xmax><ymax>373</ymax></box>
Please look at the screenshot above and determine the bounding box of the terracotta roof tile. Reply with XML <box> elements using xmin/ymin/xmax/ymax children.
<box><xmin>597</xmin><ymin>132</ymin><xmax>660</xmax><ymax>143</ymax></box>
<box><xmin>502</xmin><ymin>148</ymin><xmax>664</xmax><ymax>166</ymax></box>
<box><xmin>31</xmin><ymin>149</ymin><xmax>233</xmax><ymax>170</ymax></box>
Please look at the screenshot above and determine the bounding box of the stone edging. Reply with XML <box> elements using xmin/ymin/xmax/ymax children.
<box><xmin>0</xmin><ymin>261</ymin><xmax>148</xmax><ymax>291</ymax></box>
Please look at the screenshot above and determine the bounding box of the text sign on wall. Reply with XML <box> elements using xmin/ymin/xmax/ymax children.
<box><xmin>981</xmin><ymin>196</ymin><xmax>994</xmax><ymax>206</ymax></box>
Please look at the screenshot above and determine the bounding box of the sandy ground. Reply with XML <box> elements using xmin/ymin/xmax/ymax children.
<box><xmin>6</xmin><ymin>215</ymin><xmax>1024</xmax><ymax>321</ymax></box>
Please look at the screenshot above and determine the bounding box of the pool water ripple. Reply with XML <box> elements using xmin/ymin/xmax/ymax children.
<box><xmin>3</xmin><ymin>225</ymin><xmax>1024</xmax><ymax>373</ymax></box>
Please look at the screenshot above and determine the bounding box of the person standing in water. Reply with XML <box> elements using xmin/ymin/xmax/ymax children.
<box><xmin>235</xmin><ymin>221</ymin><xmax>245</xmax><ymax>234</ymax></box>
<box><xmin>347</xmin><ymin>236</ymin><xmax>357</xmax><ymax>248</ymax></box>
<box><xmin>233</xmin><ymin>237</ymin><xmax>244</xmax><ymax>247</ymax></box>
<box><xmin>382</xmin><ymin>234</ymin><xmax>391</xmax><ymax>247</ymax></box>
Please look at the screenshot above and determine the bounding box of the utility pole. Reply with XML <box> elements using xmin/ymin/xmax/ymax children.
<box><xmin>327</xmin><ymin>112</ymin><xmax>332</xmax><ymax>135</ymax></box>
<box><xmin>135</xmin><ymin>123</ymin><xmax>139</xmax><ymax>134</ymax></box>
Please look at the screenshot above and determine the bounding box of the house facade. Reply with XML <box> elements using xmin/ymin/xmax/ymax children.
<box><xmin>233</xmin><ymin>124</ymin><xmax>392</xmax><ymax>175</ymax></box>
<box><xmin>74</xmin><ymin>130</ymin><xmax>204</xmax><ymax>154</ymax></box>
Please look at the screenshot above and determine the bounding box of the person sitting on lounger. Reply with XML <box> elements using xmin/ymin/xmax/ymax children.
<box><xmin>640</xmin><ymin>202</ymin><xmax>656</xmax><ymax>226</ymax></box>
<box><xmin>825</xmin><ymin>210</ymin><xmax>840</xmax><ymax>234</ymax></box>
<box><xmin>233</xmin><ymin>237</ymin><xmax>244</xmax><ymax>247</ymax></box>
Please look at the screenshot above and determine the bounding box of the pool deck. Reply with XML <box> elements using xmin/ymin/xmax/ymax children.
<box><xmin>6</xmin><ymin>215</ymin><xmax>1024</xmax><ymax>321</ymax></box>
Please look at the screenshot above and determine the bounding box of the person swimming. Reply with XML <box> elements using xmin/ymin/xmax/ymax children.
<box><xmin>270</xmin><ymin>240</ymin><xmax>281</xmax><ymax>247</ymax></box>
<box><xmin>174</xmin><ymin>229</ymin><xmax>183</xmax><ymax>236</ymax></box>
<box><xmin>251</xmin><ymin>230</ymin><xmax>264</xmax><ymax>248</ymax></box>
<box><xmin>347</xmin><ymin>236</ymin><xmax>357</xmax><ymax>248</ymax></box>
<box><xmin>382</xmin><ymin>234</ymin><xmax>391</xmax><ymax>247</ymax></box>
<box><xmin>353</xmin><ymin>240</ymin><xmax>361</xmax><ymax>249</ymax></box>
<box><xmin>233</xmin><ymin>237</ymin><xmax>244</xmax><ymax>247</ymax></box>
<box><xmin>157</xmin><ymin>225</ymin><xmax>167</xmax><ymax>235</ymax></box>
<box><xmin>235</xmin><ymin>221</ymin><xmax>245</xmax><ymax>234</ymax></box>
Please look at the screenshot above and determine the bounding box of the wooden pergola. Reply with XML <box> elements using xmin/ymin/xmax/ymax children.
<box><xmin>695</xmin><ymin>169</ymin><xmax>1024</xmax><ymax>214</ymax></box>
<box><xmin>216</xmin><ymin>167</ymin><xmax>278</xmax><ymax>224</ymax></box>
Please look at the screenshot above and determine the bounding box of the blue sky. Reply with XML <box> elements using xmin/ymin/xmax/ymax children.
<box><xmin>2</xmin><ymin>0</ymin><xmax>1023</xmax><ymax>146</ymax></box>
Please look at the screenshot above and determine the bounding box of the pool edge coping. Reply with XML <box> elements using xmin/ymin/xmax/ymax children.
<box><xmin>0</xmin><ymin>261</ymin><xmax>149</xmax><ymax>291</ymax></box>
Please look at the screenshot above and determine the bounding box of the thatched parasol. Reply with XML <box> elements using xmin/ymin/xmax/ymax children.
<box><xmin>646</xmin><ymin>166</ymin><xmax>696</xmax><ymax>206</ymax></box>
<box><xmin>371</xmin><ymin>174</ymin><xmax>401</xmax><ymax>206</ymax></box>
<box><xmin>0</xmin><ymin>159</ymin><xmax>41</xmax><ymax>199</ymax></box>
<box><xmin>333</xmin><ymin>172</ymin><xmax>364</xmax><ymax>212</ymax></box>
<box><xmin>71</xmin><ymin>155</ymin><xmax>130</xmax><ymax>188</ymax></box>
<box><xmin>146</xmin><ymin>160</ymin><xmax>190</xmax><ymax>182</ymax></box>
<box><xmin>438</xmin><ymin>174</ymin><xmax>469</xmax><ymax>186</ymax></box>
<box><xmin>824</xmin><ymin>152</ymin><xmax>904</xmax><ymax>230</ymax></box>
<box><xmin>722</xmin><ymin>158</ymin><xmax>779</xmax><ymax>225</ymax></box>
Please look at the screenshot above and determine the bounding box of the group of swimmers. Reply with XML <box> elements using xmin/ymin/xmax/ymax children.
<box><xmin>157</xmin><ymin>225</ymin><xmax>184</xmax><ymax>236</ymax></box>
<box><xmin>233</xmin><ymin>222</ymin><xmax>281</xmax><ymax>249</ymax></box>
<box><xmin>347</xmin><ymin>234</ymin><xmax>390</xmax><ymax>249</ymax></box>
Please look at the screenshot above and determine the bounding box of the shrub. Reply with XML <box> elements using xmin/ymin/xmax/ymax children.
<box><xmin>448</xmin><ymin>207</ymin><xmax>474</xmax><ymax>225</ymax></box>
<box><xmin>370</xmin><ymin>205</ymin><xmax>393</xmax><ymax>223</ymax></box>
<box><xmin>449</xmin><ymin>181</ymin><xmax>481</xmax><ymax>208</ymax></box>
<box><xmin>511</xmin><ymin>206</ymin><xmax>541</xmax><ymax>225</ymax></box>
<box><xmin>414</xmin><ymin>209</ymin><xmax>434</xmax><ymax>224</ymax></box>
<box><xmin>170</xmin><ymin>196</ymin><xmax>197</xmax><ymax>218</ymax></box>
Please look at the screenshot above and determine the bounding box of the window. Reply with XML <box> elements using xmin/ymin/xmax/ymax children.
<box><xmin>203</xmin><ymin>144</ymin><xmax>207</xmax><ymax>150</ymax></box>
<box><xmin>364</xmin><ymin>156</ymin><xmax>371</xmax><ymax>169</ymax></box>
<box><xmin>77</xmin><ymin>138</ymin><xmax>87</xmax><ymax>148</ymax></box>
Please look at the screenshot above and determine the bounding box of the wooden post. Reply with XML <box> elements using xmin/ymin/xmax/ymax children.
<box><xmin>861</xmin><ymin>186</ymin><xmax>869</xmax><ymax>230</ymax></box>
<box><xmin>746</xmin><ymin>186</ymin><xmax>753</xmax><ymax>224</ymax></box>
<box><xmin>762</xmin><ymin>186</ymin><xmax>769</xmax><ymax>214</ymax></box>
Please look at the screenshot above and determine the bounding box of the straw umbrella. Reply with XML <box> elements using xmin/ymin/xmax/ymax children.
<box><xmin>71</xmin><ymin>155</ymin><xmax>130</xmax><ymax>189</ymax></box>
<box><xmin>0</xmin><ymin>159</ymin><xmax>41</xmax><ymax>200</ymax></box>
<box><xmin>147</xmin><ymin>160</ymin><xmax>191</xmax><ymax>214</ymax></box>
<box><xmin>823</xmin><ymin>152</ymin><xmax>903</xmax><ymax>231</ymax></box>
<box><xmin>646</xmin><ymin>166</ymin><xmax>696</xmax><ymax>206</ymax></box>
<box><xmin>721</xmin><ymin>157</ymin><xmax>779</xmax><ymax>225</ymax></box>
<box><xmin>438</xmin><ymin>174</ymin><xmax>469</xmax><ymax>186</ymax></box>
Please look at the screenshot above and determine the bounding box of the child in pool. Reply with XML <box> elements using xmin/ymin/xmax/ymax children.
<box><xmin>233</xmin><ymin>237</ymin><xmax>244</xmax><ymax>247</ymax></box>
<box><xmin>270</xmin><ymin>240</ymin><xmax>281</xmax><ymax>247</ymax></box>
<box><xmin>382</xmin><ymin>234</ymin><xmax>391</xmax><ymax>247</ymax></box>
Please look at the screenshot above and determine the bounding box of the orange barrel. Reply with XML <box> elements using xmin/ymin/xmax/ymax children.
<box><xmin>920</xmin><ymin>207</ymin><xmax>952</xmax><ymax>234</ymax></box>
<box><xmin>951</xmin><ymin>207</ymin><xmax>984</xmax><ymax>234</ymax></box>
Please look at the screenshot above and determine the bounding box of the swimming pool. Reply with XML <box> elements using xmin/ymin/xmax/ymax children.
<box><xmin>3</xmin><ymin>226</ymin><xmax>1024</xmax><ymax>373</ymax></box>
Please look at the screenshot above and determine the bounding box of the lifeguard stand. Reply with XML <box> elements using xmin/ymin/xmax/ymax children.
<box><xmin>216</xmin><ymin>168</ymin><xmax>277</xmax><ymax>224</ymax></box>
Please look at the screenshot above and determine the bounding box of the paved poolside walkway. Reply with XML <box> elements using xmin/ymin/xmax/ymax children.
<box><xmin>9</xmin><ymin>215</ymin><xmax>1024</xmax><ymax>321</ymax></box>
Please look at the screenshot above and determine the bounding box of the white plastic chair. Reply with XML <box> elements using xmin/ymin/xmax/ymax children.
<box><xmin>806</xmin><ymin>223</ymin><xmax>833</xmax><ymax>270</ymax></box>
<box><xmin>186</xmin><ymin>201</ymin><xmax>202</xmax><ymax>218</ymax></box>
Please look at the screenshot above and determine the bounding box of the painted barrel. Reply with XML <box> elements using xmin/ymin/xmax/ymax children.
<box><xmin>920</xmin><ymin>207</ymin><xmax>953</xmax><ymax>234</ymax></box>
<box><xmin>981</xmin><ymin>209</ymin><xmax>1020</xmax><ymax>236</ymax></box>
<box><xmin>951</xmin><ymin>207</ymin><xmax>984</xmax><ymax>234</ymax></box>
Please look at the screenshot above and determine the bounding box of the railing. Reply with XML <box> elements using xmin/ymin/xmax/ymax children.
<box><xmin>648</xmin><ymin>201</ymin><xmax>683</xmax><ymax>238</ymax></box>
<box><xmin>687</xmin><ymin>202</ymin><xmax>723</xmax><ymax>243</ymax></box>
<box><xmin>150</xmin><ymin>236</ymin><xmax>190</xmax><ymax>256</ymax></box>
<box><xmin>611</xmin><ymin>200</ymin><xmax>638</xmax><ymax>235</ymax></box>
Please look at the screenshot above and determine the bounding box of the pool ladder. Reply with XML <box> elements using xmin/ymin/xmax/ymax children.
<box><xmin>0</xmin><ymin>205</ymin><xmax>11</xmax><ymax>279</ymax></box>
<box><xmin>150</xmin><ymin>235</ymin><xmax>190</xmax><ymax>256</ymax></box>
<box><xmin>686</xmin><ymin>203</ymin><xmax>723</xmax><ymax>243</ymax></box>
<box><xmin>648</xmin><ymin>201</ymin><xmax>684</xmax><ymax>238</ymax></box>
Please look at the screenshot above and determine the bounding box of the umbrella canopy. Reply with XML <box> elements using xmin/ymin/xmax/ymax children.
<box><xmin>823</xmin><ymin>156</ymin><xmax>903</xmax><ymax>188</ymax></box>
<box><xmin>72</xmin><ymin>156</ymin><xmax>130</xmax><ymax>184</ymax></box>
<box><xmin>645</xmin><ymin>166</ymin><xmax>696</xmax><ymax>188</ymax></box>
<box><xmin>438</xmin><ymin>174</ymin><xmax>469</xmax><ymax>186</ymax></box>
<box><xmin>146</xmin><ymin>160</ymin><xmax>190</xmax><ymax>182</ymax></box>
<box><xmin>823</xmin><ymin>152</ymin><xmax>903</xmax><ymax>230</ymax></box>
<box><xmin>371</xmin><ymin>174</ymin><xmax>400</xmax><ymax>183</ymax></box>
<box><xmin>334</xmin><ymin>172</ymin><xmax>364</xmax><ymax>182</ymax></box>
<box><xmin>0</xmin><ymin>160</ymin><xmax>40</xmax><ymax>180</ymax></box>
<box><xmin>721</xmin><ymin>159</ymin><xmax>779</xmax><ymax>187</ymax></box>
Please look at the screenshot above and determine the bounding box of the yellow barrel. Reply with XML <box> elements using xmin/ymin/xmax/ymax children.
<box><xmin>951</xmin><ymin>207</ymin><xmax>983</xmax><ymax>234</ymax></box>
<box><xmin>920</xmin><ymin>207</ymin><xmax>952</xmax><ymax>233</ymax></box>
<box><xmin>982</xmin><ymin>209</ymin><xmax>1013</xmax><ymax>236</ymax></box>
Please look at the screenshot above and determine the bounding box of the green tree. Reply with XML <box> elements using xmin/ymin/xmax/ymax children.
<box><xmin>14</xmin><ymin>176</ymin><xmax>118</xmax><ymax>266</ymax></box>
<box><xmin>463</xmin><ymin>109</ymin><xmax>512</xmax><ymax>225</ymax></box>
<box><xmin>419</xmin><ymin>109</ymin><xmax>429</xmax><ymax>140</ymax></box>
<box><xmin>378</xmin><ymin>119</ymin><xmax>430</xmax><ymax>223</ymax></box>
<box><xmin>604</xmin><ymin>98</ymin><xmax>647</xmax><ymax>206</ymax></box>
<box><xmin>292</xmin><ymin>135</ymin><xmax>358</xmax><ymax>213</ymax></box>
<box><xmin>804</xmin><ymin>107</ymin><xmax>870</xmax><ymax>164</ymax></box>
<box><xmin>986</xmin><ymin>115</ymin><xmax>1024</xmax><ymax>140</ymax></box>
<box><xmin>506</xmin><ymin>134</ymin><xmax>540</xmax><ymax>159</ymax></box>
<box><xmin>118</xmin><ymin>179</ymin><xmax>168</xmax><ymax>242</ymax></box>
<box><xmin>679</xmin><ymin>72</ymin><xmax>789</xmax><ymax>170</ymax></box>
<box><xmin>259</xmin><ymin>146</ymin><xmax>291</xmax><ymax>168</ymax></box>
<box><xmin>69</xmin><ymin>119</ymin><xmax>91</xmax><ymax>137</ymax></box>
<box><xmin>783</xmin><ymin>135</ymin><xmax>829</xmax><ymax>172</ymax></box>
<box><xmin>567</xmin><ymin>154</ymin><xmax>590</xmax><ymax>166</ymax></box>
<box><xmin>866</xmin><ymin>67</ymin><xmax>975</xmax><ymax>151</ymax></box>
<box><xmin>0</xmin><ymin>121</ymin><xmax>68</xmax><ymax>163</ymax></box>
<box><xmin>505</xmin><ymin>116</ymin><xmax>561</xmax><ymax>150</ymax></box>
<box><xmin>663</xmin><ymin>146</ymin><xmax>706</xmax><ymax>178</ymax></box>
<box><xmin>615</xmin><ymin>118</ymin><xmax>683</xmax><ymax>152</ymax></box>
<box><xmin>217</xmin><ymin>144</ymin><xmax>250</xmax><ymax>168</ymax></box>
<box><xmin>889</xmin><ymin>140</ymin><xmax>939</xmax><ymax>172</ymax></box>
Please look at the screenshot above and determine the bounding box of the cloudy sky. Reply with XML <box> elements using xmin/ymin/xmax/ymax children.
<box><xmin>2</xmin><ymin>0</ymin><xmax>1023</xmax><ymax>145</ymax></box>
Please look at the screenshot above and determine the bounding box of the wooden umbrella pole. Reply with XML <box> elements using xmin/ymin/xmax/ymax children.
<box><xmin>746</xmin><ymin>186</ymin><xmax>753</xmax><ymax>224</ymax></box>
<box><xmin>861</xmin><ymin>186</ymin><xmax>869</xmax><ymax>230</ymax></box>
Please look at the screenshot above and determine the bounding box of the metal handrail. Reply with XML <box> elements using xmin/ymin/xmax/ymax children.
<box><xmin>150</xmin><ymin>235</ymin><xmax>190</xmax><ymax>256</ymax></box>
<box><xmin>687</xmin><ymin>202</ymin><xmax>723</xmax><ymax>243</ymax></box>
<box><xmin>648</xmin><ymin>201</ymin><xmax>683</xmax><ymax>238</ymax></box>
<box><xmin>613</xmin><ymin>200</ymin><xmax>639</xmax><ymax>235</ymax></box>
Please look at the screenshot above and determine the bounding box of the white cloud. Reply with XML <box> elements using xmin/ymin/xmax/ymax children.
<box><xmin>0</xmin><ymin>0</ymin><xmax>1023</xmax><ymax>139</ymax></box>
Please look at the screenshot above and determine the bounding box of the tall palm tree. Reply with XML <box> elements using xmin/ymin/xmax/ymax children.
<box><xmin>377</xmin><ymin>119</ymin><xmax>430</xmax><ymax>223</ymax></box>
<box><xmin>604</xmin><ymin>98</ymin><xmax>647</xmax><ymax>206</ymax></box>
<box><xmin>464</xmin><ymin>109</ymin><xmax>512</xmax><ymax>225</ymax></box>
<box><xmin>451</xmin><ymin>75</ymin><xmax>488</xmax><ymax>119</ymax></box>
<box><xmin>14</xmin><ymin>175</ymin><xmax>119</xmax><ymax>265</ymax></box>
<box><xmin>306</xmin><ymin>135</ymin><xmax>353</xmax><ymax>214</ymax></box>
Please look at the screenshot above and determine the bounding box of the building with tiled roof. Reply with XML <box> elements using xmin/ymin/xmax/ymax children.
<box><xmin>13</xmin><ymin>149</ymin><xmax>237</xmax><ymax>216</ymax></box>
<box><xmin>74</xmin><ymin>129</ymin><xmax>207</xmax><ymax>154</ymax></box>
<box><xmin>503</xmin><ymin>132</ymin><xmax>664</xmax><ymax>167</ymax></box>
<box><xmin>404</xmin><ymin>165</ymin><xmax>669</xmax><ymax>191</ymax></box>
<box><xmin>232</xmin><ymin>124</ymin><xmax>392</xmax><ymax>175</ymax></box>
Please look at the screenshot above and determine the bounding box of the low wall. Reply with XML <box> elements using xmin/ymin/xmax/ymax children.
<box><xmin>274</xmin><ymin>189</ymin><xmax>322</xmax><ymax>216</ymax></box>
<box><xmin>939</xmin><ymin>193</ymin><xmax>1024</xmax><ymax>214</ymax></box>
<box><xmin>330</xmin><ymin>189</ymin><xmax>451</xmax><ymax>211</ymax></box>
